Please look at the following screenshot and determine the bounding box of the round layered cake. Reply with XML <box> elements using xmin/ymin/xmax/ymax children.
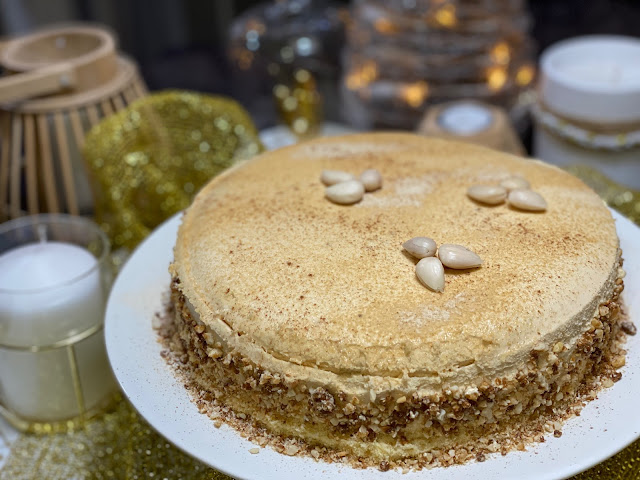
<box><xmin>166</xmin><ymin>133</ymin><xmax>627</xmax><ymax>468</ymax></box>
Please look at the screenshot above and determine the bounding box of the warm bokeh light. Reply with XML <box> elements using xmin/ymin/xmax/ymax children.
<box><xmin>486</xmin><ymin>67</ymin><xmax>508</xmax><ymax>91</ymax></box>
<box><xmin>490</xmin><ymin>42</ymin><xmax>511</xmax><ymax>65</ymax></box>
<box><xmin>295</xmin><ymin>69</ymin><xmax>311</xmax><ymax>84</ymax></box>
<box><xmin>346</xmin><ymin>60</ymin><xmax>379</xmax><ymax>90</ymax></box>
<box><xmin>273</xmin><ymin>84</ymin><xmax>289</xmax><ymax>100</ymax></box>
<box><xmin>292</xmin><ymin>117</ymin><xmax>309</xmax><ymax>135</ymax></box>
<box><xmin>282</xmin><ymin>96</ymin><xmax>298</xmax><ymax>112</ymax></box>
<box><xmin>434</xmin><ymin>4</ymin><xmax>457</xmax><ymax>28</ymax></box>
<box><xmin>402</xmin><ymin>81</ymin><xmax>429</xmax><ymax>108</ymax></box>
<box><xmin>516</xmin><ymin>64</ymin><xmax>536</xmax><ymax>86</ymax></box>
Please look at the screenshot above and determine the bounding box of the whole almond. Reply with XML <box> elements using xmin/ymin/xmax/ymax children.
<box><xmin>500</xmin><ymin>176</ymin><xmax>530</xmax><ymax>191</ymax></box>
<box><xmin>508</xmin><ymin>189</ymin><xmax>547</xmax><ymax>212</ymax></box>
<box><xmin>467</xmin><ymin>185</ymin><xmax>507</xmax><ymax>205</ymax></box>
<box><xmin>438</xmin><ymin>244</ymin><xmax>483</xmax><ymax>269</ymax></box>
<box><xmin>360</xmin><ymin>169</ymin><xmax>383</xmax><ymax>192</ymax></box>
<box><xmin>403</xmin><ymin>237</ymin><xmax>437</xmax><ymax>259</ymax></box>
<box><xmin>325</xmin><ymin>180</ymin><xmax>365</xmax><ymax>205</ymax></box>
<box><xmin>321</xmin><ymin>169</ymin><xmax>355</xmax><ymax>186</ymax></box>
<box><xmin>416</xmin><ymin>257</ymin><xmax>445</xmax><ymax>292</ymax></box>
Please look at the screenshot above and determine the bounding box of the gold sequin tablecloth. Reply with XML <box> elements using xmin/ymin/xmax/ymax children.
<box><xmin>0</xmin><ymin>165</ymin><xmax>638</xmax><ymax>480</ymax></box>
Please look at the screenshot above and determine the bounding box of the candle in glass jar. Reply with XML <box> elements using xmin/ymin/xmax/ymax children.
<box><xmin>0</xmin><ymin>241</ymin><xmax>107</xmax><ymax>421</ymax></box>
<box><xmin>560</xmin><ymin>61</ymin><xmax>640</xmax><ymax>88</ymax></box>
<box><xmin>0</xmin><ymin>242</ymin><xmax>102</xmax><ymax>346</ymax></box>
<box><xmin>538</xmin><ymin>35</ymin><xmax>640</xmax><ymax>123</ymax></box>
<box><xmin>534</xmin><ymin>36</ymin><xmax>640</xmax><ymax>190</ymax></box>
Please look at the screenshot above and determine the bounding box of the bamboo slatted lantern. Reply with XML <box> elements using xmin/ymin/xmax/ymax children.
<box><xmin>0</xmin><ymin>24</ymin><xmax>147</xmax><ymax>221</ymax></box>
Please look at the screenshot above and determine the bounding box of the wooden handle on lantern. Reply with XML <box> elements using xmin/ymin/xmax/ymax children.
<box><xmin>0</xmin><ymin>63</ymin><xmax>77</xmax><ymax>104</ymax></box>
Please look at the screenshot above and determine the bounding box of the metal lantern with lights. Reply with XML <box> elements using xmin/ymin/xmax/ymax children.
<box><xmin>341</xmin><ymin>0</ymin><xmax>536</xmax><ymax>130</ymax></box>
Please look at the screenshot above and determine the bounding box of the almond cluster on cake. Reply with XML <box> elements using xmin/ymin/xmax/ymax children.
<box><xmin>163</xmin><ymin>133</ymin><xmax>629</xmax><ymax>470</ymax></box>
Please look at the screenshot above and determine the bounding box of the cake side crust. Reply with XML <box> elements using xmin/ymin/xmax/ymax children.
<box><xmin>157</xmin><ymin>259</ymin><xmax>629</xmax><ymax>469</ymax></box>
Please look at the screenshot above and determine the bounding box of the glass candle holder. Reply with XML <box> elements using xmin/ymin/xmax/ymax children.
<box><xmin>0</xmin><ymin>214</ymin><xmax>118</xmax><ymax>432</ymax></box>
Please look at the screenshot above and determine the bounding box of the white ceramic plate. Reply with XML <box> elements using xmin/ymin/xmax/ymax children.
<box><xmin>105</xmin><ymin>210</ymin><xmax>640</xmax><ymax>480</ymax></box>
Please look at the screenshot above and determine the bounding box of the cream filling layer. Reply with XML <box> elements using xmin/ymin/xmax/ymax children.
<box><xmin>176</xmin><ymin>250</ymin><xmax>621</xmax><ymax>401</ymax></box>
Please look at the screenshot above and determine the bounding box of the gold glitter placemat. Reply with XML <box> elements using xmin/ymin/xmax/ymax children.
<box><xmin>567</xmin><ymin>165</ymin><xmax>640</xmax><ymax>227</ymax></box>
<box><xmin>0</xmin><ymin>397</ymin><xmax>231</xmax><ymax>480</ymax></box>
<box><xmin>0</xmin><ymin>394</ymin><xmax>638</xmax><ymax>480</ymax></box>
<box><xmin>1</xmin><ymin>166</ymin><xmax>639</xmax><ymax>480</ymax></box>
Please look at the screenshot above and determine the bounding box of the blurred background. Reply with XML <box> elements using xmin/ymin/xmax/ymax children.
<box><xmin>2</xmin><ymin>0</ymin><xmax>639</xmax><ymax>132</ymax></box>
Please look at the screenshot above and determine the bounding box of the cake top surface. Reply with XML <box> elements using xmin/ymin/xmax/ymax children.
<box><xmin>172</xmin><ymin>133</ymin><xmax>619</xmax><ymax>390</ymax></box>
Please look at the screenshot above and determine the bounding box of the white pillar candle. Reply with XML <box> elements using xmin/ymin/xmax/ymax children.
<box><xmin>0</xmin><ymin>242</ymin><xmax>102</xmax><ymax>346</ymax></box>
<box><xmin>0</xmin><ymin>241</ymin><xmax>114</xmax><ymax>422</ymax></box>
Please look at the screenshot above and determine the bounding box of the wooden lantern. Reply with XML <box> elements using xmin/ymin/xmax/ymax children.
<box><xmin>0</xmin><ymin>24</ymin><xmax>148</xmax><ymax>221</ymax></box>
